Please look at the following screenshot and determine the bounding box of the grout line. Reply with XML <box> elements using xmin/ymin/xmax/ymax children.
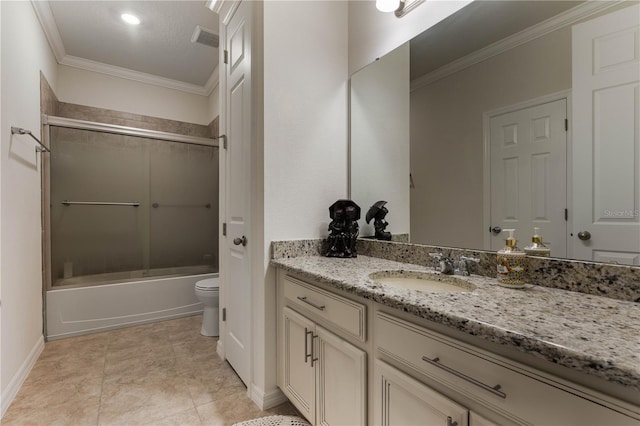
<box><xmin>95</xmin><ymin>331</ymin><xmax>112</xmax><ymax>426</ymax></box>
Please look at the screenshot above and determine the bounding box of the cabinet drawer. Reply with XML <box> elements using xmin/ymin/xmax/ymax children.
<box><xmin>283</xmin><ymin>274</ymin><xmax>366</xmax><ymax>342</ymax></box>
<box><xmin>375</xmin><ymin>312</ymin><xmax>637</xmax><ymax>426</ymax></box>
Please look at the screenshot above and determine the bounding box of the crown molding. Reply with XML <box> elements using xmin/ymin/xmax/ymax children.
<box><xmin>31</xmin><ymin>0</ymin><xmax>66</xmax><ymax>62</ymax></box>
<box><xmin>204</xmin><ymin>65</ymin><xmax>220</xmax><ymax>95</ymax></box>
<box><xmin>411</xmin><ymin>0</ymin><xmax>622</xmax><ymax>92</ymax></box>
<box><xmin>60</xmin><ymin>55</ymin><xmax>213</xmax><ymax>96</ymax></box>
<box><xmin>31</xmin><ymin>0</ymin><xmax>216</xmax><ymax>97</ymax></box>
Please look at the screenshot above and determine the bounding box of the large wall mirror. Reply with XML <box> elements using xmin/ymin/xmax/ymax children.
<box><xmin>350</xmin><ymin>0</ymin><xmax>640</xmax><ymax>265</ymax></box>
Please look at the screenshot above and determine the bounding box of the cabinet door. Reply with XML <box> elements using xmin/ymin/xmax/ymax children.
<box><xmin>282</xmin><ymin>307</ymin><xmax>316</xmax><ymax>422</ymax></box>
<box><xmin>315</xmin><ymin>326</ymin><xmax>367</xmax><ymax>426</ymax></box>
<box><xmin>374</xmin><ymin>360</ymin><xmax>468</xmax><ymax>426</ymax></box>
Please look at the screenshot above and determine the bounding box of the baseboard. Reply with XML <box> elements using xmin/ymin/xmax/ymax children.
<box><xmin>250</xmin><ymin>384</ymin><xmax>288</xmax><ymax>410</ymax></box>
<box><xmin>1</xmin><ymin>335</ymin><xmax>45</xmax><ymax>417</ymax></box>
<box><xmin>216</xmin><ymin>339</ymin><xmax>224</xmax><ymax>360</ymax></box>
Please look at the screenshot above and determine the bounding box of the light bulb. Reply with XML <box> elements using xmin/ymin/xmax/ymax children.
<box><xmin>121</xmin><ymin>13</ymin><xmax>141</xmax><ymax>25</ymax></box>
<box><xmin>376</xmin><ymin>0</ymin><xmax>400</xmax><ymax>13</ymax></box>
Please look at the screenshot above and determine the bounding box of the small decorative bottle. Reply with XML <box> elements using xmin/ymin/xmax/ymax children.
<box><xmin>496</xmin><ymin>229</ymin><xmax>526</xmax><ymax>288</ymax></box>
<box><xmin>524</xmin><ymin>227</ymin><xmax>551</xmax><ymax>257</ymax></box>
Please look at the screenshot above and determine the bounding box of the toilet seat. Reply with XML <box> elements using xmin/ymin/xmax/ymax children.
<box><xmin>195</xmin><ymin>278</ymin><xmax>219</xmax><ymax>291</ymax></box>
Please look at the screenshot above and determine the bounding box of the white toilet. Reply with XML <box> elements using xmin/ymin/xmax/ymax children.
<box><xmin>194</xmin><ymin>278</ymin><xmax>220</xmax><ymax>336</ymax></box>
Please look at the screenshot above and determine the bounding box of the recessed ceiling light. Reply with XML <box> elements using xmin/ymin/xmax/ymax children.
<box><xmin>121</xmin><ymin>13</ymin><xmax>141</xmax><ymax>25</ymax></box>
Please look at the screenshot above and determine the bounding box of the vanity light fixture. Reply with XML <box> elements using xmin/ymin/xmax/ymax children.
<box><xmin>121</xmin><ymin>13</ymin><xmax>140</xmax><ymax>25</ymax></box>
<box><xmin>376</xmin><ymin>0</ymin><xmax>426</xmax><ymax>17</ymax></box>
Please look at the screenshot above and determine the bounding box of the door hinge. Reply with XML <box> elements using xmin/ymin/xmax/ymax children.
<box><xmin>219</xmin><ymin>134</ymin><xmax>227</xmax><ymax>149</ymax></box>
<box><xmin>222</xmin><ymin>308</ymin><xmax>226</xmax><ymax>321</ymax></box>
<box><xmin>565</xmin><ymin>208</ymin><xmax>568</xmax><ymax>221</ymax></box>
<box><xmin>224</xmin><ymin>50</ymin><xmax>228</xmax><ymax>64</ymax></box>
<box><xmin>564</xmin><ymin>119</ymin><xmax>568</xmax><ymax>131</ymax></box>
<box><xmin>222</xmin><ymin>222</ymin><xmax>227</xmax><ymax>236</ymax></box>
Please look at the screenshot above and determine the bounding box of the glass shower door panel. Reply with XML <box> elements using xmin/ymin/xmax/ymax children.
<box><xmin>50</xmin><ymin>127</ymin><xmax>148</xmax><ymax>284</ymax></box>
<box><xmin>149</xmin><ymin>140</ymin><xmax>219</xmax><ymax>273</ymax></box>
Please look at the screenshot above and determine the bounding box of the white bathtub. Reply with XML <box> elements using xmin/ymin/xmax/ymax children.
<box><xmin>46</xmin><ymin>273</ymin><xmax>217</xmax><ymax>340</ymax></box>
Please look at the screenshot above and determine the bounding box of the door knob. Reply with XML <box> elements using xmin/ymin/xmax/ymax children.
<box><xmin>577</xmin><ymin>231</ymin><xmax>591</xmax><ymax>241</ymax></box>
<box><xmin>233</xmin><ymin>236</ymin><xmax>248</xmax><ymax>246</ymax></box>
<box><xmin>490</xmin><ymin>226</ymin><xmax>502</xmax><ymax>235</ymax></box>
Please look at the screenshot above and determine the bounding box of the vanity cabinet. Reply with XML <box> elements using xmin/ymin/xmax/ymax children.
<box><xmin>375</xmin><ymin>311</ymin><xmax>638</xmax><ymax>426</ymax></box>
<box><xmin>278</xmin><ymin>275</ymin><xmax>367</xmax><ymax>425</ymax></box>
<box><xmin>375</xmin><ymin>359</ymin><xmax>468</xmax><ymax>426</ymax></box>
<box><xmin>276</xmin><ymin>269</ymin><xmax>639</xmax><ymax>426</ymax></box>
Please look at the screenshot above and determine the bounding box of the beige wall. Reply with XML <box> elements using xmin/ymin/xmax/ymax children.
<box><xmin>260</xmin><ymin>0</ymin><xmax>349</xmax><ymax>403</ymax></box>
<box><xmin>56</xmin><ymin>65</ymin><xmax>212</xmax><ymax>125</ymax></box>
<box><xmin>410</xmin><ymin>26</ymin><xmax>572</xmax><ymax>249</ymax></box>
<box><xmin>1</xmin><ymin>0</ymin><xmax>58</xmax><ymax>415</ymax></box>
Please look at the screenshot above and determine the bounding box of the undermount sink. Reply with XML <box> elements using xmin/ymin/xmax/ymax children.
<box><xmin>369</xmin><ymin>270</ymin><xmax>476</xmax><ymax>293</ymax></box>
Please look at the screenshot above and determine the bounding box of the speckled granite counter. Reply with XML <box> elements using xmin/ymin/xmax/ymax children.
<box><xmin>271</xmin><ymin>255</ymin><xmax>640</xmax><ymax>390</ymax></box>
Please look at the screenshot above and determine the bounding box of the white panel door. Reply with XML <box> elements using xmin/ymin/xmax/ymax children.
<box><xmin>223</xmin><ymin>0</ymin><xmax>252</xmax><ymax>385</ymax></box>
<box><xmin>572</xmin><ymin>4</ymin><xmax>640</xmax><ymax>265</ymax></box>
<box><xmin>316</xmin><ymin>325</ymin><xmax>367</xmax><ymax>426</ymax></box>
<box><xmin>282</xmin><ymin>307</ymin><xmax>316</xmax><ymax>423</ymax></box>
<box><xmin>374</xmin><ymin>360</ymin><xmax>468</xmax><ymax>426</ymax></box>
<box><xmin>489</xmin><ymin>99</ymin><xmax>567</xmax><ymax>256</ymax></box>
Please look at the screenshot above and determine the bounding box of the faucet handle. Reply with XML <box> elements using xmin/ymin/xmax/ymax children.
<box><xmin>429</xmin><ymin>252</ymin><xmax>443</xmax><ymax>260</ymax></box>
<box><xmin>458</xmin><ymin>256</ymin><xmax>480</xmax><ymax>276</ymax></box>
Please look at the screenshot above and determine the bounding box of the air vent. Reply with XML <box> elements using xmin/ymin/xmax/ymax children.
<box><xmin>191</xmin><ymin>25</ymin><xmax>219</xmax><ymax>48</ymax></box>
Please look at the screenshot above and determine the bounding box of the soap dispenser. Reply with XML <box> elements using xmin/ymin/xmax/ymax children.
<box><xmin>524</xmin><ymin>227</ymin><xmax>551</xmax><ymax>257</ymax></box>
<box><xmin>496</xmin><ymin>229</ymin><xmax>526</xmax><ymax>288</ymax></box>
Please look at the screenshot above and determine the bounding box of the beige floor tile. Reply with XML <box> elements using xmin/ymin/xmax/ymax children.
<box><xmin>104</xmin><ymin>352</ymin><xmax>181</xmax><ymax>383</ymax></box>
<box><xmin>3</xmin><ymin>376</ymin><xmax>102</xmax><ymax>426</ymax></box>
<box><xmin>180</xmin><ymin>361</ymin><xmax>246</xmax><ymax>406</ymax></box>
<box><xmin>196</xmin><ymin>391</ymin><xmax>263</xmax><ymax>426</ymax></box>
<box><xmin>140</xmin><ymin>407</ymin><xmax>203</xmax><ymax>426</ymax></box>
<box><xmin>172</xmin><ymin>336</ymin><xmax>218</xmax><ymax>360</ymax></box>
<box><xmin>3</xmin><ymin>314</ymin><xmax>299</xmax><ymax>426</ymax></box>
<box><xmin>98</xmin><ymin>378</ymin><xmax>195</xmax><ymax>425</ymax></box>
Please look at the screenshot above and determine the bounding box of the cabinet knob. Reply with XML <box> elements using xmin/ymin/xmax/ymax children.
<box><xmin>447</xmin><ymin>416</ymin><xmax>458</xmax><ymax>426</ymax></box>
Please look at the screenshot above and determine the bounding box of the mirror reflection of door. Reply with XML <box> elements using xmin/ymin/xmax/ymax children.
<box><xmin>488</xmin><ymin>98</ymin><xmax>567</xmax><ymax>257</ymax></box>
<box><xmin>571</xmin><ymin>4</ymin><xmax>640</xmax><ymax>266</ymax></box>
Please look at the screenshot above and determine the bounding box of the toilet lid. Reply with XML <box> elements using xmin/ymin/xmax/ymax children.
<box><xmin>196</xmin><ymin>278</ymin><xmax>219</xmax><ymax>290</ymax></box>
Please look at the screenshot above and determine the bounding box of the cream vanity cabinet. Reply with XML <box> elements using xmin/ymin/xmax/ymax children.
<box><xmin>375</xmin><ymin>311</ymin><xmax>638</xmax><ymax>426</ymax></box>
<box><xmin>276</xmin><ymin>270</ymin><xmax>639</xmax><ymax>426</ymax></box>
<box><xmin>277</xmin><ymin>273</ymin><xmax>367</xmax><ymax>426</ymax></box>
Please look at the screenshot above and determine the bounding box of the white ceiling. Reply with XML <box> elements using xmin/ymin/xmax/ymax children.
<box><xmin>41</xmin><ymin>1</ymin><xmax>218</xmax><ymax>93</ymax></box>
<box><xmin>410</xmin><ymin>1</ymin><xmax>586</xmax><ymax>79</ymax></box>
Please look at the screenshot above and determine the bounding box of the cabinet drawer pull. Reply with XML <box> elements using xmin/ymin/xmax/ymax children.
<box><xmin>311</xmin><ymin>334</ymin><xmax>319</xmax><ymax>367</ymax></box>
<box><xmin>304</xmin><ymin>328</ymin><xmax>313</xmax><ymax>363</ymax></box>
<box><xmin>422</xmin><ymin>356</ymin><xmax>506</xmax><ymax>399</ymax></box>
<box><xmin>297</xmin><ymin>296</ymin><xmax>326</xmax><ymax>311</ymax></box>
<box><xmin>446</xmin><ymin>416</ymin><xmax>457</xmax><ymax>426</ymax></box>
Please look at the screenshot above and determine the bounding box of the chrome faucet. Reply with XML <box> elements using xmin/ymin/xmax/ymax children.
<box><xmin>457</xmin><ymin>256</ymin><xmax>480</xmax><ymax>276</ymax></box>
<box><xmin>430</xmin><ymin>253</ymin><xmax>480</xmax><ymax>276</ymax></box>
<box><xmin>428</xmin><ymin>252</ymin><xmax>454</xmax><ymax>274</ymax></box>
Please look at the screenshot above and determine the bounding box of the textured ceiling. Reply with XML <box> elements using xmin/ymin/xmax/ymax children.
<box><xmin>48</xmin><ymin>1</ymin><xmax>219</xmax><ymax>86</ymax></box>
<box><xmin>410</xmin><ymin>1</ymin><xmax>585</xmax><ymax>79</ymax></box>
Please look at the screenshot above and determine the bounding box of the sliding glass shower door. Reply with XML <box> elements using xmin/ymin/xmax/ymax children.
<box><xmin>49</xmin><ymin>125</ymin><xmax>218</xmax><ymax>287</ymax></box>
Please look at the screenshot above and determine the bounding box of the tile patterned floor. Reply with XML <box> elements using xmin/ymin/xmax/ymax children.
<box><xmin>3</xmin><ymin>315</ymin><xmax>297</xmax><ymax>426</ymax></box>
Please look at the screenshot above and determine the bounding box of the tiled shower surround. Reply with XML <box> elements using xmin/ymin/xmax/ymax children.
<box><xmin>271</xmin><ymin>238</ymin><xmax>640</xmax><ymax>303</ymax></box>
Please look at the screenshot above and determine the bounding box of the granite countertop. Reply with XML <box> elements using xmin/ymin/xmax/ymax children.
<box><xmin>271</xmin><ymin>255</ymin><xmax>640</xmax><ymax>390</ymax></box>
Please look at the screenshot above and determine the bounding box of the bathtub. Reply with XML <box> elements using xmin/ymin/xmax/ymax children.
<box><xmin>46</xmin><ymin>273</ymin><xmax>218</xmax><ymax>340</ymax></box>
